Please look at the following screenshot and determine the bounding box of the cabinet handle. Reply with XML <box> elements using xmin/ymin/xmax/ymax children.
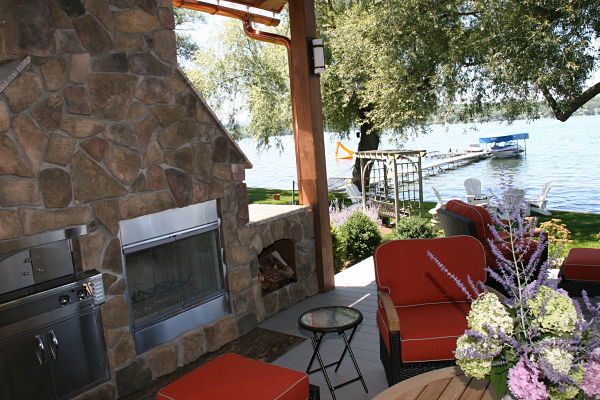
<box><xmin>34</xmin><ymin>335</ymin><xmax>45</xmax><ymax>365</ymax></box>
<box><xmin>48</xmin><ymin>330</ymin><xmax>59</xmax><ymax>360</ymax></box>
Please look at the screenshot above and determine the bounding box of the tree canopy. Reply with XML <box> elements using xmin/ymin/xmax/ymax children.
<box><xmin>319</xmin><ymin>0</ymin><xmax>600</xmax><ymax>136</ymax></box>
<box><xmin>184</xmin><ymin>0</ymin><xmax>600</xmax><ymax>147</ymax></box>
<box><xmin>187</xmin><ymin>19</ymin><xmax>291</xmax><ymax>148</ymax></box>
<box><xmin>174</xmin><ymin>8</ymin><xmax>206</xmax><ymax>62</ymax></box>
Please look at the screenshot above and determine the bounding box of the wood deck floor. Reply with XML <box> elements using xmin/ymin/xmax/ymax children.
<box><xmin>259</xmin><ymin>257</ymin><xmax>389</xmax><ymax>400</ymax></box>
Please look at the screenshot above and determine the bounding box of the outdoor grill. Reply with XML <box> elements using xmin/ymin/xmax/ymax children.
<box><xmin>0</xmin><ymin>226</ymin><xmax>109</xmax><ymax>400</ymax></box>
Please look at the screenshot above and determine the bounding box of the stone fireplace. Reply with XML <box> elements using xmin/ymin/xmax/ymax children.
<box><xmin>0</xmin><ymin>0</ymin><xmax>319</xmax><ymax>398</ymax></box>
<box><xmin>119</xmin><ymin>200</ymin><xmax>228</xmax><ymax>354</ymax></box>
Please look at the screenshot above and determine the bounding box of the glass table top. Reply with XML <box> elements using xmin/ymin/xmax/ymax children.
<box><xmin>298</xmin><ymin>306</ymin><xmax>363</xmax><ymax>333</ymax></box>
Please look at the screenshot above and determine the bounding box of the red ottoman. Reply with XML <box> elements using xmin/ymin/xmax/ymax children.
<box><xmin>558</xmin><ymin>248</ymin><xmax>600</xmax><ymax>296</ymax></box>
<box><xmin>156</xmin><ymin>353</ymin><xmax>319</xmax><ymax>400</ymax></box>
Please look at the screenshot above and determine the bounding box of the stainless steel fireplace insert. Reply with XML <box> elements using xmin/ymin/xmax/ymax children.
<box><xmin>119</xmin><ymin>200</ymin><xmax>228</xmax><ymax>354</ymax></box>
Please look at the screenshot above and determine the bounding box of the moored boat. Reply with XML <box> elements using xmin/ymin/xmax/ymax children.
<box><xmin>479</xmin><ymin>133</ymin><xmax>529</xmax><ymax>158</ymax></box>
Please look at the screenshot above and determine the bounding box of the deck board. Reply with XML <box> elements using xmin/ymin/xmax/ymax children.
<box><xmin>259</xmin><ymin>257</ymin><xmax>389</xmax><ymax>399</ymax></box>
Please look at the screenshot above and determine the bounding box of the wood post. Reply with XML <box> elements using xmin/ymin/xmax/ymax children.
<box><xmin>288</xmin><ymin>0</ymin><xmax>335</xmax><ymax>292</ymax></box>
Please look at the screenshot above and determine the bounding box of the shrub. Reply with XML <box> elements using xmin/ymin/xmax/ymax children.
<box><xmin>384</xmin><ymin>216</ymin><xmax>438</xmax><ymax>241</ymax></box>
<box><xmin>330</xmin><ymin>225</ymin><xmax>345</xmax><ymax>273</ymax></box>
<box><xmin>337</xmin><ymin>211</ymin><xmax>382</xmax><ymax>265</ymax></box>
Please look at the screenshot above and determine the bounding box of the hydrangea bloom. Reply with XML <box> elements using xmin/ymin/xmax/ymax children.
<box><xmin>467</xmin><ymin>292</ymin><xmax>513</xmax><ymax>335</ymax></box>
<box><xmin>507</xmin><ymin>357</ymin><xmax>548</xmax><ymax>400</ymax></box>
<box><xmin>455</xmin><ymin>335</ymin><xmax>493</xmax><ymax>379</ymax></box>
<box><xmin>548</xmin><ymin>366</ymin><xmax>584</xmax><ymax>400</ymax></box>
<box><xmin>540</xmin><ymin>344</ymin><xmax>574</xmax><ymax>375</ymax></box>
<box><xmin>527</xmin><ymin>286</ymin><xmax>578</xmax><ymax>334</ymax></box>
<box><xmin>583</xmin><ymin>348</ymin><xmax>600</xmax><ymax>397</ymax></box>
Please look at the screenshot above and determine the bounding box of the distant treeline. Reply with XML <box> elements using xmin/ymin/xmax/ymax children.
<box><xmin>230</xmin><ymin>97</ymin><xmax>600</xmax><ymax>138</ymax></box>
<box><xmin>434</xmin><ymin>97</ymin><xmax>600</xmax><ymax>124</ymax></box>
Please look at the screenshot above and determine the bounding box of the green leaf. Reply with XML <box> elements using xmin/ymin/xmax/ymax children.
<box><xmin>489</xmin><ymin>364</ymin><xmax>510</xmax><ymax>398</ymax></box>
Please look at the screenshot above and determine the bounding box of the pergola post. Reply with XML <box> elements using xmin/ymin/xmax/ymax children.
<box><xmin>288</xmin><ymin>0</ymin><xmax>335</xmax><ymax>292</ymax></box>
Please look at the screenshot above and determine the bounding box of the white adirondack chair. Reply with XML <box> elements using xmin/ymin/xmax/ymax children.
<box><xmin>504</xmin><ymin>188</ymin><xmax>530</xmax><ymax>216</ymax></box>
<box><xmin>429</xmin><ymin>187</ymin><xmax>445</xmax><ymax>227</ymax></box>
<box><xmin>428</xmin><ymin>187</ymin><xmax>444</xmax><ymax>215</ymax></box>
<box><xmin>464</xmin><ymin>178</ymin><xmax>490</xmax><ymax>206</ymax></box>
<box><xmin>529</xmin><ymin>182</ymin><xmax>554</xmax><ymax>216</ymax></box>
<box><xmin>345</xmin><ymin>183</ymin><xmax>363</xmax><ymax>204</ymax></box>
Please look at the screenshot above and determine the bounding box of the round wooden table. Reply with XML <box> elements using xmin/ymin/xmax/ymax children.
<box><xmin>372</xmin><ymin>366</ymin><xmax>499</xmax><ymax>400</ymax></box>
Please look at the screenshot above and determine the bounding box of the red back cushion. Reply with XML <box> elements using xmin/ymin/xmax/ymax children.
<box><xmin>374</xmin><ymin>236</ymin><xmax>486</xmax><ymax>306</ymax></box>
<box><xmin>445</xmin><ymin>200</ymin><xmax>494</xmax><ymax>242</ymax></box>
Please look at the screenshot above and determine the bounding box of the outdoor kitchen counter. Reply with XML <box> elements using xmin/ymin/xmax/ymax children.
<box><xmin>248</xmin><ymin>204</ymin><xmax>312</xmax><ymax>225</ymax></box>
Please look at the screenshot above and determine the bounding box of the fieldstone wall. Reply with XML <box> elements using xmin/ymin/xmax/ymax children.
<box><xmin>243</xmin><ymin>205</ymin><xmax>320</xmax><ymax>319</ymax></box>
<box><xmin>0</xmin><ymin>0</ymin><xmax>321</xmax><ymax>398</ymax></box>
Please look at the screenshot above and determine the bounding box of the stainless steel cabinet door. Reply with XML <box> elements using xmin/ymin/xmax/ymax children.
<box><xmin>0</xmin><ymin>331</ymin><xmax>54</xmax><ymax>399</ymax></box>
<box><xmin>49</xmin><ymin>310</ymin><xmax>109</xmax><ymax>400</ymax></box>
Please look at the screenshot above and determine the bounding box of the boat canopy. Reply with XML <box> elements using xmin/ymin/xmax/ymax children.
<box><xmin>479</xmin><ymin>132</ymin><xmax>529</xmax><ymax>143</ymax></box>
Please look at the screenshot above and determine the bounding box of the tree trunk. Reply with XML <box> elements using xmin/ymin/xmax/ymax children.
<box><xmin>351</xmin><ymin>123</ymin><xmax>380</xmax><ymax>189</ymax></box>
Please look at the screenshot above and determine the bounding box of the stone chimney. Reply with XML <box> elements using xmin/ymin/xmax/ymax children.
<box><xmin>0</xmin><ymin>0</ymin><xmax>320</xmax><ymax>397</ymax></box>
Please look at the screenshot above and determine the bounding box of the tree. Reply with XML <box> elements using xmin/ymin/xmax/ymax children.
<box><xmin>318</xmin><ymin>0</ymin><xmax>599</xmax><ymax>183</ymax></box>
<box><xmin>186</xmin><ymin>0</ymin><xmax>599</xmax><ymax>161</ymax></box>
<box><xmin>187</xmin><ymin>19</ymin><xmax>291</xmax><ymax>148</ymax></box>
<box><xmin>174</xmin><ymin>8</ymin><xmax>205</xmax><ymax>62</ymax></box>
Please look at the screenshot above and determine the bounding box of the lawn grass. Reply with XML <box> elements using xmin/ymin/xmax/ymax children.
<box><xmin>246</xmin><ymin>187</ymin><xmax>346</xmax><ymax>205</ymax></box>
<box><xmin>247</xmin><ymin>188</ymin><xmax>599</xmax><ymax>249</ymax></box>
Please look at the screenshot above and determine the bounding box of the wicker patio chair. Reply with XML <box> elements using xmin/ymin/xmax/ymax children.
<box><xmin>438</xmin><ymin>200</ymin><xmax>547</xmax><ymax>294</ymax></box>
<box><xmin>374</xmin><ymin>236</ymin><xmax>487</xmax><ymax>386</ymax></box>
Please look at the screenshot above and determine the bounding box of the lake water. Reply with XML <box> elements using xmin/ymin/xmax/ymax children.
<box><xmin>237</xmin><ymin>115</ymin><xmax>600</xmax><ymax>214</ymax></box>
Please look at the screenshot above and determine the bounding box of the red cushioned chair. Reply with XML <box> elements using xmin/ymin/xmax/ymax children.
<box><xmin>374</xmin><ymin>236</ymin><xmax>487</xmax><ymax>386</ymax></box>
<box><xmin>157</xmin><ymin>353</ymin><xmax>319</xmax><ymax>400</ymax></box>
<box><xmin>439</xmin><ymin>200</ymin><xmax>546</xmax><ymax>292</ymax></box>
<box><xmin>558</xmin><ymin>248</ymin><xmax>600</xmax><ymax>297</ymax></box>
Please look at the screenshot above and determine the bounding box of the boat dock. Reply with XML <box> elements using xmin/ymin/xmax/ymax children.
<box><xmin>328</xmin><ymin>150</ymin><xmax>491</xmax><ymax>190</ymax></box>
<box><xmin>421</xmin><ymin>150</ymin><xmax>491</xmax><ymax>175</ymax></box>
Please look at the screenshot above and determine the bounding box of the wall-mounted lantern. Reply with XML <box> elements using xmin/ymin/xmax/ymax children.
<box><xmin>311</xmin><ymin>38</ymin><xmax>325</xmax><ymax>75</ymax></box>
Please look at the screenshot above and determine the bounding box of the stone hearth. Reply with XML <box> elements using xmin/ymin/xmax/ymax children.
<box><xmin>0</xmin><ymin>1</ymin><xmax>318</xmax><ymax>398</ymax></box>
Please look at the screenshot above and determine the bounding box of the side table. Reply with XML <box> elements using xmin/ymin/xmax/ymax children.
<box><xmin>298</xmin><ymin>306</ymin><xmax>368</xmax><ymax>400</ymax></box>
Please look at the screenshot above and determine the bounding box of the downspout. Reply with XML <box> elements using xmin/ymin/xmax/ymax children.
<box><xmin>242</xmin><ymin>19</ymin><xmax>291</xmax><ymax>52</ymax></box>
<box><xmin>173</xmin><ymin>0</ymin><xmax>281</xmax><ymax>27</ymax></box>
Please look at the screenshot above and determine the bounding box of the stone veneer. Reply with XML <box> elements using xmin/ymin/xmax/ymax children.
<box><xmin>0</xmin><ymin>0</ymin><xmax>318</xmax><ymax>398</ymax></box>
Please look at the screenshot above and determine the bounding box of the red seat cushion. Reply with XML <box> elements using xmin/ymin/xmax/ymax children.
<box><xmin>560</xmin><ymin>248</ymin><xmax>600</xmax><ymax>281</ymax></box>
<box><xmin>377</xmin><ymin>302</ymin><xmax>470</xmax><ymax>362</ymax></box>
<box><xmin>375</xmin><ymin>236</ymin><xmax>486</xmax><ymax>306</ymax></box>
<box><xmin>485</xmin><ymin>239</ymin><xmax>540</xmax><ymax>270</ymax></box>
<box><xmin>156</xmin><ymin>353</ymin><xmax>309</xmax><ymax>400</ymax></box>
<box><xmin>445</xmin><ymin>200</ymin><xmax>494</xmax><ymax>242</ymax></box>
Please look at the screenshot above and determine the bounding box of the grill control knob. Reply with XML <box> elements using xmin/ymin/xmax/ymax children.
<box><xmin>59</xmin><ymin>295</ymin><xmax>70</xmax><ymax>306</ymax></box>
<box><xmin>77</xmin><ymin>289</ymin><xmax>89</xmax><ymax>301</ymax></box>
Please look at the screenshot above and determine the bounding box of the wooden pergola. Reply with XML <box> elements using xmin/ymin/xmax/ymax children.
<box><xmin>174</xmin><ymin>0</ymin><xmax>335</xmax><ymax>292</ymax></box>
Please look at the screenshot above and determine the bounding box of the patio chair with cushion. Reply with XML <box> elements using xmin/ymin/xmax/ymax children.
<box><xmin>438</xmin><ymin>200</ymin><xmax>546</xmax><ymax>292</ymax></box>
<box><xmin>374</xmin><ymin>236</ymin><xmax>487</xmax><ymax>386</ymax></box>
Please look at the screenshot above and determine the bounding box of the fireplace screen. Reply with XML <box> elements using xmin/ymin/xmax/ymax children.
<box><xmin>124</xmin><ymin>225</ymin><xmax>225</xmax><ymax>330</ymax></box>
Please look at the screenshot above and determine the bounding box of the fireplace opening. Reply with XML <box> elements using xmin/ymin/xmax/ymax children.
<box><xmin>119</xmin><ymin>201</ymin><xmax>228</xmax><ymax>353</ymax></box>
<box><xmin>124</xmin><ymin>226</ymin><xmax>225</xmax><ymax>330</ymax></box>
<box><xmin>259</xmin><ymin>239</ymin><xmax>297</xmax><ymax>295</ymax></box>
